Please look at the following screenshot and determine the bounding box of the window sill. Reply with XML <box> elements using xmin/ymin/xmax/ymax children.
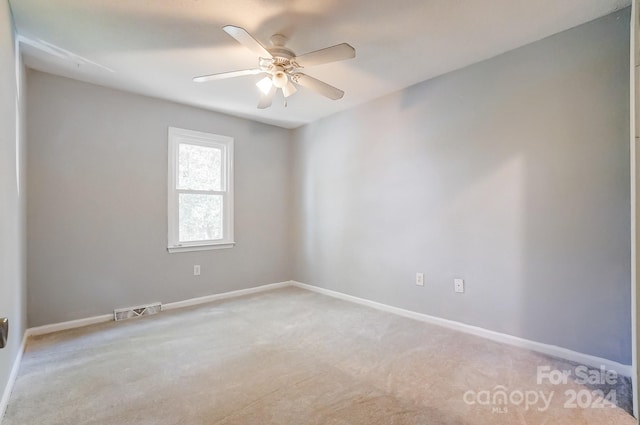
<box><xmin>167</xmin><ymin>242</ymin><xmax>235</xmax><ymax>253</ymax></box>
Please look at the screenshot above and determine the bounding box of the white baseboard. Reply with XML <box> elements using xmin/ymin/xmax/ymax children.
<box><xmin>27</xmin><ymin>281</ymin><xmax>292</xmax><ymax>337</ymax></box>
<box><xmin>290</xmin><ymin>281</ymin><xmax>633</xmax><ymax>378</ymax></box>
<box><xmin>162</xmin><ymin>281</ymin><xmax>291</xmax><ymax>311</ymax></box>
<box><xmin>0</xmin><ymin>333</ymin><xmax>27</xmax><ymax>424</ymax></box>
<box><xmin>27</xmin><ymin>314</ymin><xmax>113</xmax><ymax>337</ymax></box>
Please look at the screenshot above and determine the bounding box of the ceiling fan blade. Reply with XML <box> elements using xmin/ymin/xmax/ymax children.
<box><xmin>283</xmin><ymin>80</ymin><xmax>297</xmax><ymax>98</ymax></box>
<box><xmin>293</xmin><ymin>73</ymin><xmax>344</xmax><ymax>100</ymax></box>
<box><xmin>257</xmin><ymin>86</ymin><xmax>277</xmax><ymax>109</ymax></box>
<box><xmin>295</xmin><ymin>43</ymin><xmax>355</xmax><ymax>67</ymax></box>
<box><xmin>223</xmin><ymin>25</ymin><xmax>272</xmax><ymax>58</ymax></box>
<box><xmin>193</xmin><ymin>69</ymin><xmax>263</xmax><ymax>82</ymax></box>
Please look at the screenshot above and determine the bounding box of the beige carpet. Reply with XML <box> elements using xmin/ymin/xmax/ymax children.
<box><xmin>2</xmin><ymin>286</ymin><xmax>635</xmax><ymax>424</ymax></box>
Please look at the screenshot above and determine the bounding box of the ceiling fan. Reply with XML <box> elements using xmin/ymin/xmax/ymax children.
<box><xmin>193</xmin><ymin>26</ymin><xmax>356</xmax><ymax>109</ymax></box>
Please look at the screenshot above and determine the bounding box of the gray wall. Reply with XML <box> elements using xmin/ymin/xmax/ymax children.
<box><xmin>0</xmin><ymin>0</ymin><xmax>26</xmax><ymax>405</ymax></box>
<box><xmin>292</xmin><ymin>10</ymin><xmax>631</xmax><ymax>364</ymax></box>
<box><xmin>26</xmin><ymin>71</ymin><xmax>292</xmax><ymax>326</ymax></box>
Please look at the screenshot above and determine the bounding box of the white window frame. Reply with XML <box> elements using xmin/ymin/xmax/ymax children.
<box><xmin>167</xmin><ymin>127</ymin><xmax>234</xmax><ymax>253</ymax></box>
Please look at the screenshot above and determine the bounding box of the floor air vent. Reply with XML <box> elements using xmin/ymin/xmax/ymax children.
<box><xmin>114</xmin><ymin>302</ymin><xmax>162</xmax><ymax>321</ymax></box>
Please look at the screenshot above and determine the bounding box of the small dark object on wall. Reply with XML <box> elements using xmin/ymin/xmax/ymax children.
<box><xmin>0</xmin><ymin>317</ymin><xmax>7</xmax><ymax>349</ymax></box>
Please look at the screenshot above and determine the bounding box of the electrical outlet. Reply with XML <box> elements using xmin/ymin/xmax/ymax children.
<box><xmin>194</xmin><ymin>265</ymin><xmax>201</xmax><ymax>276</ymax></box>
<box><xmin>454</xmin><ymin>278</ymin><xmax>464</xmax><ymax>293</ymax></box>
<box><xmin>416</xmin><ymin>272</ymin><xmax>424</xmax><ymax>286</ymax></box>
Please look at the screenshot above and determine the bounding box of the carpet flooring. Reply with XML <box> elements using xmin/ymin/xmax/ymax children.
<box><xmin>2</xmin><ymin>286</ymin><xmax>636</xmax><ymax>424</ymax></box>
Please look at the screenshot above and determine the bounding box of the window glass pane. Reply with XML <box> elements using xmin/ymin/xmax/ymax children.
<box><xmin>178</xmin><ymin>143</ymin><xmax>222</xmax><ymax>191</ymax></box>
<box><xmin>178</xmin><ymin>194</ymin><xmax>223</xmax><ymax>242</ymax></box>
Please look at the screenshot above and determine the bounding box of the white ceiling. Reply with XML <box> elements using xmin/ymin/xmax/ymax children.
<box><xmin>9</xmin><ymin>0</ymin><xmax>631</xmax><ymax>129</ymax></box>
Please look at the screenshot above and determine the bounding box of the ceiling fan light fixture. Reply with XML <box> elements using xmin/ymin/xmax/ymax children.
<box><xmin>272</xmin><ymin>70</ymin><xmax>288</xmax><ymax>89</ymax></box>
<box><xmin>256</xmin><ymin>76</ymin><xmax>273</xmax><ymax>95</ymax></box>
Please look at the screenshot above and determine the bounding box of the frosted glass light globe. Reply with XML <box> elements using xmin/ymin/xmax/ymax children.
<box><xmin>272</xmin><ymin>71</ymin><xmax>288</xmax><ymax>88</ymax></box>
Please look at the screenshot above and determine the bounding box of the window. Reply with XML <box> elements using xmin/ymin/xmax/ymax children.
<box><xmin>168</xmin><ymin>127</ymin><xmax>234</xmax><ymax>253</ymax></box>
